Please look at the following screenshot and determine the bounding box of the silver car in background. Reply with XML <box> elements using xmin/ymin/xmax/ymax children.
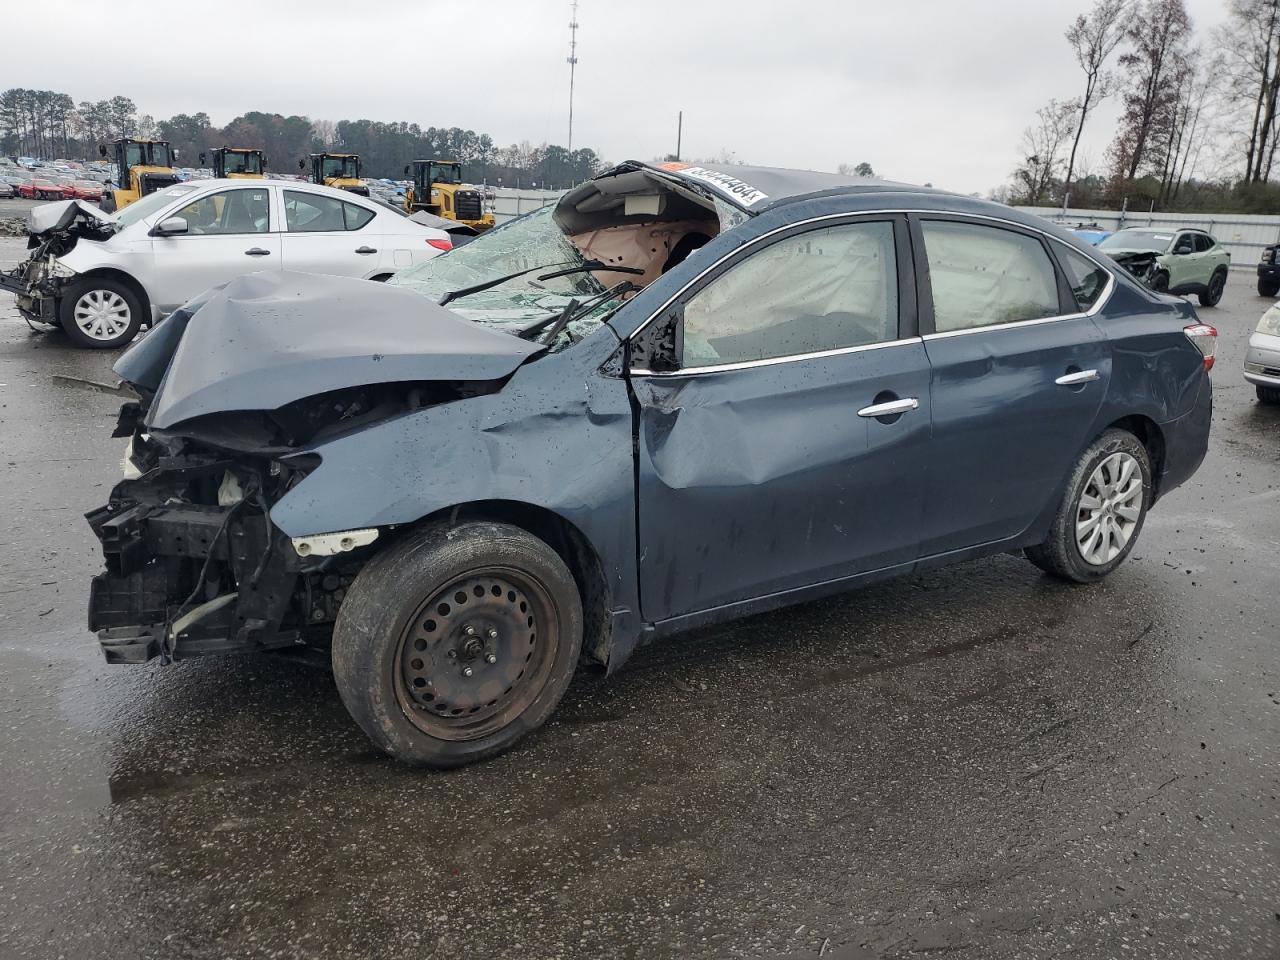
<box><xmin>1245</xmin><ymin>302</ymin><xmax>1280</xmax><ymax>404</ymax></box>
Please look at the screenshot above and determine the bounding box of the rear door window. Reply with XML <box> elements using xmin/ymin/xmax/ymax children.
<box><xmin>1194</xmin><ymin>233</ymin><xmax>1215</xmax><ymax>253</ymax></box>
<box><xmin>920</xmin><ymin>220</ymin><xmax>1060</xmax><ymax>333</ymax></box>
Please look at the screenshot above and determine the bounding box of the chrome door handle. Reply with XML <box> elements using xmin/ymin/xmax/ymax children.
<box><xmin>857</xmin><ymin>398</ymin><xmax>919</xmax><ymax>418</ymax></box>
<box><xmin>355</xmin><ymin>246</ymin><xmax>378</xmax><ymax>255</ymax></box>
<box><xmin>245</xmin><ymin>247</ymin><xmax>271</xmax><ymax>257</ymax></box>
<box><xmin>1055</xmin><ymin>369</ymin><xmax>1099</xmax><ymax>386</ymax></box>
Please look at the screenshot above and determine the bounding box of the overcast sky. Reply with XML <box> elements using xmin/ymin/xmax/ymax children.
<box><xmin>10</xmin><ymin>0</ymin><xmax>1231</xmax><ymax>193</ymax></box>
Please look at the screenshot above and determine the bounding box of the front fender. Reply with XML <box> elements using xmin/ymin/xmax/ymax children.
<box><xmin>269</xmin><ymin>342</ymin><xmax>641</xmax><ymax>649</ymax></box>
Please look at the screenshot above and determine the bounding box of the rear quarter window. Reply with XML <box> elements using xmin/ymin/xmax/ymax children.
<box><xmin>1055</xmin><ymin>245</ymin><xmax>1111</xmax><ymax>311</ymax></box>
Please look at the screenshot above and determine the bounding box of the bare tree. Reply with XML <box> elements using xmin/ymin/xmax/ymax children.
<box><xmin>1218</xmin><ymin>0</ymin><xmax>1280</xmax><ymax>181</ymax></box>
<box><xmin>1111</xmin><ymin>0</ymin><xmax>1193</xmax><ymax>181</ymax></box>
<box><xmin>1064</xmin><ymin>0</ymin><xmax>1130</xmax><ymax>197</ymax></box>
<box><xmin>1014</xmin><ymin>99</ymin><xmax>1081</xmax><ymax>203</ymax></box>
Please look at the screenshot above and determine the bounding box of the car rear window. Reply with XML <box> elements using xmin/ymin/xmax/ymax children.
<box><xmin>921</xmin><ymin>221</ymin><xmax>1060</xmax><ymax>333</ymax></box>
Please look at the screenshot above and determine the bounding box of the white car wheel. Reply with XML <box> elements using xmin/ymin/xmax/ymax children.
<box><xmin>58</xmin><ymin>278</ymin><xmax>144</xmax><ymax>349</ymax></box>
<box><xmin>73</xmin><ymin>289</ymin><xmax>132</xmax><ymax>342</ymax></box>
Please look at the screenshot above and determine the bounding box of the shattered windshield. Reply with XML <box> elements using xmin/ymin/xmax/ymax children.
<box><xmin>391</xmin><ymin>204</ymin><xmax>619</xmax><ymax>350</ymax></box>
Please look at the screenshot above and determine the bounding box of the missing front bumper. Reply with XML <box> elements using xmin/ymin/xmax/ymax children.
<box><xmin>86</xmin><ymin>497</ymin><xmax>304</xmax><ymax>662</ymax></box>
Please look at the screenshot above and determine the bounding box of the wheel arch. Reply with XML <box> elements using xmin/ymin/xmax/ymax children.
<box><xmin>1101</xmin><ymin>414</ymin><xmax>1166</xmax><ymax>498</ymax></box>
<box><xmin>69</xmin><ymin>268</ymin><xmax>153</xmax><ymax>323</ymax></box>
<box><xmin>392</xmin><ymin>499</ymin><xmax>615</xmax><ymax>667</ymax></box>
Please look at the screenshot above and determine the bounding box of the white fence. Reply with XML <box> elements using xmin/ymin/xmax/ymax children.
<box><xmin>1018</xmin><ymin>206</ymin><xmax>1280</xmax><ymax>268</ymax></box>
<box><xmin>491</xmin><ymin>188</ymin><xmax>564</xmax><ymax>224</ymax></box>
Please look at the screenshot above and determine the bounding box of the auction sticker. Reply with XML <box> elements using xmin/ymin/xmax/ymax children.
<box><xmin>659</xmin><ymin>162</ymin><xmax>769</xmax><ymax>207</ymax></box>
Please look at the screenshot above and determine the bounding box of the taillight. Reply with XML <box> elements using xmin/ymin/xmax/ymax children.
<box><xmin>426</xmin><ymin>238</ymin><xmax>452</xmax><ymax>252</ymax></box>
<box><xmin>1184</xmin><ymin>322</ymin><xmax>1218</xmax><ymax>370</ymax></box>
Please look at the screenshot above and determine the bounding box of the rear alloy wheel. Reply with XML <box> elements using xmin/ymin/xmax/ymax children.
<box><xmin>1258</xmin><ymin>278</ymin><xmax>1280</xmax><ymax>298</ymax></box>
<box><xmin>332</xmin><ymin>521</ymin><xmax>582</xmax><ymax>767</ymax></box>
<box><xmin>1258</xmin><ymin>385</ymin><xmax>1280</xmax><ymax>405</ymax></box>
<box><xmin>1199</xmin><ymin>269</ymin><xmax>1227</xmax><ymax>307</ymax></box>
<box><xmin>1026</xmin><ymin>429</ymin><xmax>1152</xmax><ymax>583</ymax></box>
<box><xmin>58</xmin><ymin>278</ymin><xmax>144</xmax><ymax>349</ymax></box>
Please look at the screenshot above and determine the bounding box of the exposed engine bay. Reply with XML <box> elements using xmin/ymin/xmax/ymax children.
<box><xmin>0</xmin><ymin>200</ymin><xmax>119</xmax><ymax>323</ymax></box>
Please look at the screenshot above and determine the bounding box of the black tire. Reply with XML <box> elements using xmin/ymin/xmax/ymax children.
<box><xmin>1148</xmin><ymin>270</ymin><xmax>1170</xmax><ymax>294</ymax></box>
<box><xmin>1258</xmin><ymin>385</ymin><xmax>1280</xmax><ymax>405</ymax></box>
<box><xmin>57</xmin><ymin>276</ymin><xmax>144</xmax><ymax>349</ymax></box>
<box><xmin>1025</xmin><ymin>429</ymin><xmax>1153</xmax><ymax>583</ymax></box>
<box><xmin>332</xmin><ymin>521</ymin><xmax>582</xmax><ymax>768</ymax></box>
<box><xmin>1259</xmin><ymin>278</ymin><xmax>1280</xmax><ymax>298</ymax></box>
<box><xmin>1199</xmin><ymin>268</ymin><xmax>1227</xmax><ymax>307</ymax></box>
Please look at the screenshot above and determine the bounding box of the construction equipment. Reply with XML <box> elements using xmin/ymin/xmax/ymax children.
<box><xmin>201</xmin><ymin>147</ymin><xmax>267</xmax><ymax>179</ymax></box>
<box><xmin>403</xmin><ymin>160</ymin><xmax>494</xmax><ymax>232</ymax></box>
<box><xmin>301</xmin><ymin>153</ymin><xmax>368</xmax><ymax>195</ymax></box>
<box><xmin>97</xmin><ymin>138</ymin><xmax>180</xmax><ymax>212</ymax></box>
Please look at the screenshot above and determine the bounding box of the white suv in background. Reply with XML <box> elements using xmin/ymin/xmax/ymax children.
<box><xmin>15</xmin><ymin>179</ymin><xmax>453</xmax><ymax>348</ymax></box>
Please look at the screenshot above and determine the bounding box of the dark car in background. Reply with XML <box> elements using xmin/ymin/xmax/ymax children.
<box><xmin>87</xmin><ymin>162</ymin><xmax>1215</xmax><ymax>768</ymax></box>
<box><xmin>1257</xmin><ymin>243</ymin><xmax>1280</xmax><ymax>297</ymax></box>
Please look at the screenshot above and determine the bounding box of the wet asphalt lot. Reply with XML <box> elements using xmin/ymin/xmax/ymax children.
<box><xmin>0</xmin><ymin>207</ymin><xmax>1277</xmax><ymax>959</ymax></box>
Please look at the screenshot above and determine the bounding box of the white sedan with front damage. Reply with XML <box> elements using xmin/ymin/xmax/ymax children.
<box><xmin>2</xmin><ymin>179</ymin><xmax>453</xmax><ymax>348</ymax></box>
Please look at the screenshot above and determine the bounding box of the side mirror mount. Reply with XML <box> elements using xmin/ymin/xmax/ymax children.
<box><xmin>152</xmin><ymin>217</ymin><xmax>189</xmax><ymax>237</ymax></box>
<box><xmin>630</xmin><ymin>305</ymin><xmax>684</xmax><ymax>374</ymax></box>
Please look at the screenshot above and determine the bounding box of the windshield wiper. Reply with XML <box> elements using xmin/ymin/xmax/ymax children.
<box><xmin>439</xmin><ymin>260</ymin><xmax>643</xmax><ymax>307</ymax></box>
<box><xmin>517</xmin><ymin>280</ymin><xmax>642</xmax><ymax>345</ymax></box>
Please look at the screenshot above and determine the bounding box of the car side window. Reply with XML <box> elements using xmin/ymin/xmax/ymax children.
<box><xmin>344</xmin><ymin>203</ymin><xmax>375</xmax><ymax>230</ymax></box>
<box><xmin>921</xmin><ymin>220</ymin><xmax>1060</xmax><ymax>333</ymax></box>
<box><xmin>284</xmin><ymin>191</ymin><xmax>345</xmax><ymax>232</ymax></box>
<box><xmin>1056</xmin><ymin>245</ymin><xmax>1110</xmax><ymax>311</ymax></box>
<box><xmin>680</xmin><ymin>220</ymin><xmax>899</xmax><ymax>369</ymax></box>
<box><xmin>171</xmin><ymin>189</ymin><xmax>270</xmax><ymax>235</ymax></box>
<box><xmin>1172</xmin><ymin>233</ymin><xmax>1195</xmax><ymax>255</ymax></box>
<box><xmin>1194</xmin><ymin>234</ymin><xmax>1214</xmax><ymax>253</ymax></box>
<box><xmin>284</xmin><ymin>190</ymin><xmax>375</xmax><ymax>232</ymax></box>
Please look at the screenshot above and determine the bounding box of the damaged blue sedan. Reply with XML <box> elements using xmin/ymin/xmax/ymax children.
<box><xmin>88</xmin><ymin>161</ymin><xmax>1215</xmax><ymax>766</ymax></box>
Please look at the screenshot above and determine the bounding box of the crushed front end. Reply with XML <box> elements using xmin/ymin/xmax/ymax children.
<box><xmin>85</xmin><ymin>403</ymin><xmax>361</xmax><ymax>664</ymax></box>
<box><xmin>0</xmin><ymin>199</ymin><xmax>117</xmax><ymax>325</ymax></box>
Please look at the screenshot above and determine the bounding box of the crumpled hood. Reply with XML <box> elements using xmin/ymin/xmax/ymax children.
<box><xmin>27</xmin><ymin>198</ymin><xmax>118</xmax><ymax>236</ymax></box>
<box><xmin>115</xmin><ymin>270</ymin><xmax>542</xmax><ymax>431</ymax></box>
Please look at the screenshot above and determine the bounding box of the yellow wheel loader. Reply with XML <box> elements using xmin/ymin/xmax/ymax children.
<box><xmin>202</xmin><ymin>147</ymin><xmax>267</xmax><ymax>179</ymax></box>
<box><xmin>301</xmin><ymin>153</ymin><xmax>368</xmax><ymax>195</ymax></box>
<box><xmin>403</xmin><ymin>160</ymin><xmax>495</xmax><ymax>232</ymax></box>
<box><xmin>98</xmin><ymin>138</ymin><xmax>180</xmax><ymax>213</ymax></box>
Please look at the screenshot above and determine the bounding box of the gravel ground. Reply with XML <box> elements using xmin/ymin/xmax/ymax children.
<box><xmin>0</xmin><ymin>228</ymin><xmax>1276</xmax><ymax>960</ymax></box>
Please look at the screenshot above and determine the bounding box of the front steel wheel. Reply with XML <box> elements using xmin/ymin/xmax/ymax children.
<box><xmin>333</xmin><ymin>521</ymin><xmax>582</xmax><ymax>767</ymax></box>
<box><xmin>394</xmin><ymin>568</ymin><xmax>560</xmax><ymax>742</ymax></box>
<box><xmin>1026</xmin><ymin>429</ymin><xmax>1152</xmax><ymax>583</ymax></box>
